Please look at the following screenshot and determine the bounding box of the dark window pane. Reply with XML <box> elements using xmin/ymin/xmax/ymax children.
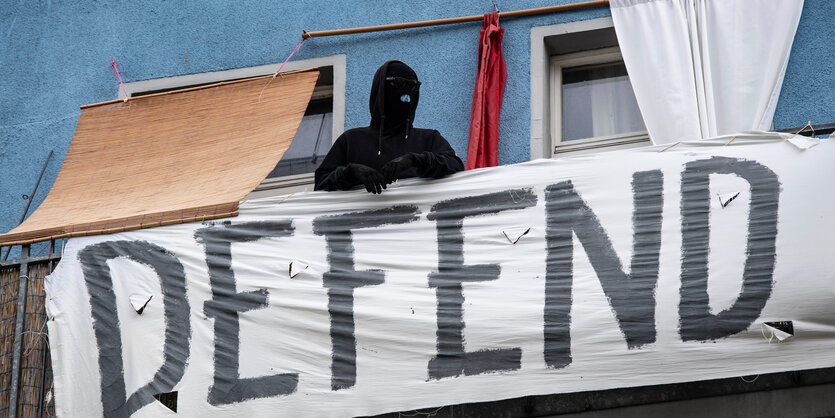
<box><xmin>267</xmin><ymin>100</ymin><xmax>332</xmax><ymax>178</ymax></box>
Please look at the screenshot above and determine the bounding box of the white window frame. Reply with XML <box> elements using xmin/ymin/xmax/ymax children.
<box><xmin>530</xmin><ymin>17</ymin><xmax>649</xmax><ymax>159</ymax></box>
<box><xmin>549</xmin><ymin>47</ymin><xmax>649</xmax><ymax>156</ymax></box>
<box><xmin>120</xmin><ymin>54</ymin><xmax>346</xmax><ymax>197</ymax></box>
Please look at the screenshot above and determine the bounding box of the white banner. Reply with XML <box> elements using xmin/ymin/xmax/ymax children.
<box><xmin>46</xmin><ymin>133</ymin><xmax>835</xmax><ymax>417</ymax></box>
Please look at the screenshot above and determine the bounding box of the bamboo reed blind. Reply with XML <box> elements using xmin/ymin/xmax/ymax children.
<box><xmin>0</xmin><ymin>69</ymin><xmax>320</xmax><ymax>246</ymax></box>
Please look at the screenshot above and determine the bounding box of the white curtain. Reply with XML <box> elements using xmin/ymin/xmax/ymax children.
<box><xmin>610</xmin><ymin>0</ymin><xmax>804</xmax><ymax>144</ymax></box>
<box><xmin>587</xmin><ymin>74</ymin><xmax>645</xmax><ymax>138</ymax></box>
<box><xmin>562</xmin><ymin>67</ymin><xmax>645</xmax><ymax>141</ymax></box>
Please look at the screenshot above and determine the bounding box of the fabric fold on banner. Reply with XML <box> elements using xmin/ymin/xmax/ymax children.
<box><xmin>465</xmin><ymin>12</ymin><xmax>506</xmax><ymax>170</ymax></box>
<box><xmin>0</xmin><ymin>69</ymin><xmax>320</xmax><ymax>246</ymax></box>
<box><xmin>610</xmin><ymin>0</ymin><xmax>804</xmax><ymax>144</ymax></box>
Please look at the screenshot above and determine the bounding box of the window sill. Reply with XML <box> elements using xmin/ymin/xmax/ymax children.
<box><xmin>554</xmin><ymin>131</ymin><xmax>650</xmax><ymax>156</ymax></box>
<box><xmin>244</xmin><ymin>172</ymin><xmax>316</xmax><ymax>200</ymax></box>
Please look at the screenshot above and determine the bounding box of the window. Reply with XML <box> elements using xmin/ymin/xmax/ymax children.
<box><xmin>121</xmin><ymin>55</ymin><xmax>346</xmax><ymax>198</ymax></box>
<box><xmin>265</xmin><ymin>99</ymin><xmax>332</xmax><ymax>179</ymax></box>
<box><xmin>550</xmin><ymin>47</ymin><xmax>646</xmax><ymax>155</ymax></box>
<box><xmin>531</xmin><ymin>18</ymin><xmax>649</xmax><ymax>159</ymax></box>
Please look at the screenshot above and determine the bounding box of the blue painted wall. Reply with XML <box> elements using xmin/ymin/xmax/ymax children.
<box><xmin>1</xmin><ymin>0</ymin><xmax>832</xmax><ymax>254</ymax></box>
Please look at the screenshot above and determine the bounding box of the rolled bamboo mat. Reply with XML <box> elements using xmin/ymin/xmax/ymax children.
<box><xmin>0</xmin><ymin>69</ymin><xmax>320</xmax><ymax>246</ymax></box>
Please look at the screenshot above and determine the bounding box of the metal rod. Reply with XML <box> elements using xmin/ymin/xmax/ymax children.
<box><xmin>2</xmin><ymin>150</ymin><xmax>53</xmax><ymax>262</ymax></box>
<box><xmin>302</xmin><ymin>0</ymin><xmax>610</xmax><ymax>39</ymax></box>
<box><xmin>38</xmin><ymin>341</ymin><xmax>49</xmax><ymax>418</ymax></box>
<box><xmin>18</xmin><ymin>150</ymin><xmax>54</xmax><ymax>226</ymax></box>
<box><xmin>48</xmin><ymin>239</ymin><xmax>56</xmax><ymax>274</ymax></box>
<box><xmin>0</xmin><ymin>251</ymin><xmax>63</xmax><ymax>268</ymax></box>
<box><xmin>37</xmin><ymin>292</ymin><xmax>50</xmax><ymax>418</ymax></box>
<box><xmin>9</xmin><ymin>244</ymin><xmax>31</xmax><ymax>418</ymax></box>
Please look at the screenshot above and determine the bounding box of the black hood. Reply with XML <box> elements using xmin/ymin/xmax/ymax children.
<box><xmin>369</xmin><ymin>60</ymin><xmax>419</xmax><ymax>131</ymax></box>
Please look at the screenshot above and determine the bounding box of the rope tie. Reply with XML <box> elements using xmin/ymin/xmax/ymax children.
<box><xmin>111</xmin><ymin>60</ymin><xmax>130</xmax><ymax>102</ymax></box>
<box><xmin>793</xmin><ymin>120</ymin><xmax>815</xmax><ymax>137</ymax></box>
<box><xmin>272</xmin><ymin>38</ymin><xmax>306</xmax><ymax>78</ymax></box>
<box><xmin>658</xmin><ymin>141</ymin><xmax>681</xmax><ymax>153</ymax></box>
<box><xmin>259</xmin><ymin>37</ymin><xmax>307</xmax><ymax>102</ymax></box>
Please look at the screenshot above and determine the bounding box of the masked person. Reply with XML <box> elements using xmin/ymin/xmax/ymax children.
<box><xmin>314</xmin><ymin>61</ymin><xmax>464</xmax><ymax>194</ymax></box>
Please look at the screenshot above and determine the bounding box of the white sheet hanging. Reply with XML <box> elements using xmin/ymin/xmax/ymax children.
<box><xmin>610</xmin><ymin>0</ymin><xmax>804</xmax><ymax>144</ymax></box>
<box><xmin>46</xmin><ymin>133</ymin><xmax>835</xmax><ymax>417</ymax></box>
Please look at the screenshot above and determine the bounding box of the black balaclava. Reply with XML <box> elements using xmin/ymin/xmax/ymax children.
<box><xmin>383</xmin><ymin>62</ymin><xmax>418</xmax><ymax>130</ymax></box>
<box><xmin>369</xmin><ymin>61</ymin><xmax>420</xmax><ymax>154</ymax></box>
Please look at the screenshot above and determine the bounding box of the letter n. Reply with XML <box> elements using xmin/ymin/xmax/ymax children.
<box><xmin>544</xmin><ymin>170</ymin><xmax>663</xmax><ymax>368</ymax></box>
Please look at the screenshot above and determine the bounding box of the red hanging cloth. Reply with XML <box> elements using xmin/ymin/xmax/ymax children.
<box><xmin>465</xmin><ymin>12</ymin><xmax>506</xmax><ymax>170</ymax></box>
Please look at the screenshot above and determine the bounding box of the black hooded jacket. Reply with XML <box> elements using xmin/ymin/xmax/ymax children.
<box><xmin>314</xmin><ymin>61</ymin><xmax>464</xmax><ymax>191</ymax></box>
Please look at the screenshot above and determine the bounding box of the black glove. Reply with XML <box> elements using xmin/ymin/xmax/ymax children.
<box><xmin>347</xmin><ymin>163</ymin><xmax>386</xmax><ymax>194</ymax></box>
<box><xmin>381</xmin><ymin>153</ymin><xmax>421</xmax><ymax>184</ymax></box>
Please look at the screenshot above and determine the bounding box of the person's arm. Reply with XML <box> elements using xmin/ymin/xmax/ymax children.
<box><xmin>381</xmin><ymin>130</ymin><xmax>464</xmax><ymax>183</ymax></box>
<box><xmin>413</xmin><ymin>130</ymin><xmax>465</xmax><ymax>179</ymax></box>
<box><xmin>314</xmin><ymin>135</ymin><xmax>352</xmax><ymax>191</ymax></box>
<box><xmin>314</xmin><ymin>136</ymin><xmax>386</xmax><ymax>194</ymax></box>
